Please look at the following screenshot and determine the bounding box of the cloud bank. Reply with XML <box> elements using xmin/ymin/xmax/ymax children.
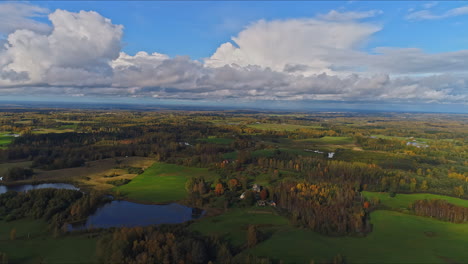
<box><xmin>0</xmin><ymin>4</ymin><xmax>466</xmax><ymax>105</ymax></box>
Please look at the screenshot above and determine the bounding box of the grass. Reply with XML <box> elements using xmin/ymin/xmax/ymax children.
<box><xmin>335</xmin><ymin>150</ymin><xmax>397</xmax><ymax>164</ymax></box>
<box><xmin>114</xmin><ymin>162</ymin><xmax>219</xmax><ymax>203</ymax></box>
<box><xmin>0</xmin><ymin>219</ymin><xmax>97</xmax><ymax>264</ymax></box>
<box><xmin>247</xmin><ymin>123</ymin><xmax>322</xmax><ymax>131</ymax></box>
<box><xmin>248</xmin><ymin>210</ymin><xmax>468</xmax><ymax>263</ymax></box>
<box><xmin>0</xmin><ymin>134</ymin><xmax>14</xmax><ymax>149</ymax></box>
<box><xmin>190</xmin><ymin>207</ymin><xmax>289</xmax><ymax>247</ymax></box>
<box><xmin>363</xmin><ymin>191</ymin><xmax>468</xmax><ymax>210</ymax></box>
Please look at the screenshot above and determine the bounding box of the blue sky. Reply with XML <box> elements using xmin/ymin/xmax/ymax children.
<box><xmin>0</xmin><ymin>1</ymin><xmax>467</xmax><ymax>112</ymax></box>
<box><xmin>35</xmin><ymin>1</ymin><xmax>468</xmax><ymax>58</ymax></box>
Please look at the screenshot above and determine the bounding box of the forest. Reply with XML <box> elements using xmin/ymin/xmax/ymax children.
<box><xmin>0</xmin><ymin>108</ymin><xmax>467</xmax><ymax>263</ymax></box>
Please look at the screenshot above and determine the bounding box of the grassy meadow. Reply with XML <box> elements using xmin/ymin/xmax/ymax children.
<box><xmin>190</xmin><ymin>207</ymin><xmax>289</xmax><ymax>247</ymax></box>
<box><xmin>191</xmin><ymin>207</ymin><xmax>468</xmax><ymax>263</ymax></box>
<box><xmin>114</xmin><ymin>162</ymin><xmax>219</xmax><ymax>203</ymax></box>
<box><xmin>0</xmin><ymin>134</ymin><xmax>14</xmax><ymax>149</ymax></box>
<box><xmin>247</xmin><ymin>210</ymin><xmax>468</xmax><ymax>263</ymax></box>
<box><xmin>0</xmin><ymin>219</ymin><xmax>97</xmax><ymax>264</ymax></box>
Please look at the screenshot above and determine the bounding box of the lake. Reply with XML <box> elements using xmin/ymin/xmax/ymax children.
<box><xmin>0</xmin><ymin>183</ymin><xmax>204</xmax><ymax>229</ymax></box>
<box><xmin>69</xmin><ymin>200</ymin><xmax>204</xmax><ymax>230</ymax></box>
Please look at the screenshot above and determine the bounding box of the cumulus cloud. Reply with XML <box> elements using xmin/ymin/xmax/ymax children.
<box><xmin>0</xmin><ymin>9</ymin><xmax>122</xmax><ymax>86</ymax></box>
<box><xmin>205</xmin><ymin>18</ymin><xmax>381</xmax><ymax>74</ymax></box>
<box><xmin>0</xmin><ymin>3</ymin><xmax>50</xmax><ymax>35</ymax></box>
<box><xmin>0</xmin><ymin>4</ymin><xmax>466</xmax><ymax>105</ymax></box>
<box><xmin>407</xmin><ymin>5</ymin><xmax>468</xmax><ymax>20</ymax></box>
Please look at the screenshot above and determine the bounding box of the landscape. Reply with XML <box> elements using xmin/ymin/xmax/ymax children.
<box><xmin>1</xmin><ymin>1</ymin><xmax>468</xmax><ymax>264</ymax></box>
<box><xmin>0</xmin><ymin>108</ymin><xmax>466</xmax><ymax>263</ymax></box>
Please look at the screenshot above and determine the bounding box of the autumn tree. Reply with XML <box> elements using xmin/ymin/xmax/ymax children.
<box><xmin>420</xmin><ymin>180</ymin><xmax>428</xmax><ymax>191</ymax></box>
<box><xmin>215</xmin><ymin>183</ymin><xmax>225</xmax><ymax>196</ymax></box>
<box><xmin>454</xmin><ymin>185</ymin><xmax>464</xmax><ymax>198</ymax></box>
<box><xmin>228</xmin><ymin>178</ymin><xmax>239</xmax><ymax>191</ymax></box>
<box><xmin>260</xmin><ymin>188</ymin><xmax>269</xmax><ymax>200</ymax></box>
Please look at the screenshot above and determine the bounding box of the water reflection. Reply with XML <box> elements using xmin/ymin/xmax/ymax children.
<box><xmin>69</xmin><ymin>200</ymin><xmax>204</xmax><ymax>230</ymax></box>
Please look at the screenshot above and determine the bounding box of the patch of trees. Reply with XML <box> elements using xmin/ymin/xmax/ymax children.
<box><xmin>275</xmin><ymin>182</ymin><xmax>372</xmax><ymax>236</ymax></box>
<box><xmin>411</xmin><ymin>199</ymin><xmax>468</xmax><ymax>223</ymax></box>
<box><xmin>107</xmin><ymin>179</ymin><xmax>131</xmax><ymax>186</ymax></box>
<box><xmin>0</xmin><ymin>189</ymin><xmax>108</xmax><ymax>229</ymax></box>
<box><xmin>2</xmin><ymin>167</ymin><xmax>33</xmax><ymax>181</ymax></box>
<box><xmin>96</xmin><ymin>225</ymin><xmax>233</xmax><ymax>264</ymax></box>
<box><xmin>355</xmin><ymin>136</ymin><xmax>406</xmax><ymax>151</ymax></box>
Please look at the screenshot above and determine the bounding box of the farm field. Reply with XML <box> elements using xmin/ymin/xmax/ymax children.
<box><xmin>247</xmin><ymin>123</ymin><xmax>322</xmax><ymax>131</ymax></box>
<box><xmin>363</xmin><ymin>191</ymin><xmax>468</xmax><ymax>210</ymax></box>
<box><xmin>32</xmin><ymin>128</ymin><xmax>75</xmax><ymax>134</ymax></box>
<box><xmin>114</xmin><ymin>162</ymin><xmax>219</xmax><ymax>203</ymax></box>
<box><xmin>0</xmin><ymin>219</ymin><xmax>97</xmax><ymax>264</ymax></box>
<box><xmin>247</xmin><ymin>210</ymin><xmax>468</xmax><ymax>263</ymax></box>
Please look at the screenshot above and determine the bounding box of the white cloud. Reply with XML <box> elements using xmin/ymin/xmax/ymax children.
<box><xmin>0</xmin><ymin>3</ymin><xmax>50</xmax><ymax>35</ymax></box>
<box><xmin>205</xmin><ymin>18</ymin><xmax>381</xmax><ymax>75</ymax></box>
<box><xmin>0</xmin><ymin>5</ymin><xmax>466</xmax><ymax>105</ymax></box>
<box><xmin>0</xmin><ymin>9</ymin><xmax>123</xmax><ymax>86</ymax></box>
<box><xmin>407</xmin><ymin>5</ymin><xmax>468</xmax><ymax>20</ymax></box>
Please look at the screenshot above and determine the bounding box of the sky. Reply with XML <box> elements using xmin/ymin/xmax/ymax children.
<box><xmin>0</xmin><ymin>1</ymin><xmax>467</xmax><ymax>112</ymax></box>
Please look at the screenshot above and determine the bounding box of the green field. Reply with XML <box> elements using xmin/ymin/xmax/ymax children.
<box><xmin>0</xmin><ymin>219</ymin><xmax>97</xmax><ymax>264</ymax></box>
<box><xmin>0</xmin><ymin>134</ymin><xmax>14</xmax><ymax>149</ymax></box>
<box><xmin>190</xmin><ymin>207</ymin><xmax>289</xmax><ymax>247</ymax></box>
<box><xmin>363</xmin><ymin>191</ymin><xmax>468</xmax><ymax>210</ymax></box>
<box><xmin>247</xmin><ymin>123</ymin><xmax>322</xmax><ymax>131</ymax></box>
<box><xmin>191</xmin><ymin>207</ymin><xmax>468</xmax><ymax>263</ymax></box>
<box><xmin>248</xmin><ymin>210</ymin><xmax>468</xmax><ymax>263</ymax></box>
<box><xmin>114</xmin><ymin>162</ymin><xmax>219</xmax><ymax>203</ymax></box>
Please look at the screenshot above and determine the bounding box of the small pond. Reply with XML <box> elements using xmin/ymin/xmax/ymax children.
<box><xmin>0</xmin><ymin>183</ymin><xmax>204</xmax><ymax>229</ymax></box>
<box><xmin>69</xmin><ymin>200</ymin><xmax>204</xmax><ymax>230</ymax></box>
<box><xmin>0</xmin><ymin>183</ymin><xmax>79</xmax><ymax>194</ymax></box>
